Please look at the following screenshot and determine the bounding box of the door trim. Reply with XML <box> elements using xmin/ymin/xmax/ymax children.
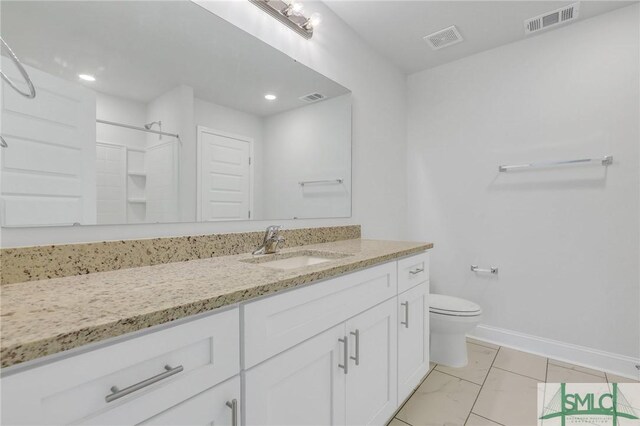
<box><xmin>196</xmin><ymin>126</ymin><xmax>254</xmax><ymax>222</ymax></box>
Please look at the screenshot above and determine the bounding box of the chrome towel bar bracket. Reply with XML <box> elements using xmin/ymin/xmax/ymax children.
<box><xmin>471</xmin><ymin>265</ymin><xmax>498</xmax><ymax>274</ymax></box>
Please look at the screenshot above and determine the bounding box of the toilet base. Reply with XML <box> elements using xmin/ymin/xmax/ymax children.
<box><xmin>430</xmin><ymin>332</ymin><xmax>469</xmax><ymax>368</ymax></box>
<box><xmin>429</xmin><ymin>311</ymin><xmax>481</xmax><ymax>368</ymax></box>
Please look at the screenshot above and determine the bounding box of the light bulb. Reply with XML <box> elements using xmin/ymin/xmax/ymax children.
<box><xmin>264</xmin><ymin>94</ymin><xmax>277</xmax><ymax>101</ymax></box>
<box><xmin>309</xmin><ymin>12</ymin><xmax>322</xmax><ymax>27</ymax></box>
<box><xmin>78</xmin><ymin>74</ymin><xmax>96</xmax><ymax>82</ymax></box>
<box><xmin>283</xmin><ymin>1</ymin><xmax>303</xmax><ymax>16</ymax></box>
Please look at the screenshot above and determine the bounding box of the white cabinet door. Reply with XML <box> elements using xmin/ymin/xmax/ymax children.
<box><xmin>397</xmin><ymin>282</ymin><xmax>429</xmax><ymax>403</ymax></box>
<box><xmin>345</xmin><ymin>298</ymin><xmax>398</xmax><ymax>426</ymax></box>
<box><xmin>139</xmin><ymin>376</ymin><xmax>240</xmax><ymax>426</ymax></box>
<box><xmin>245</xmin><ymin>324</ymin><xmax>347</xmax><ymax>426</ymax></box>
<box><xmin>244</xmin><ymin>262</ymin><xmax>397</xmax><ymax>369</ymax></box>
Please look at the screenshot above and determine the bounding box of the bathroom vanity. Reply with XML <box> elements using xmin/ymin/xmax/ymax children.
<box><xmin>0</xmin><ymin>239</ymin><xmax>432</xmax><ymax>425</ymax></box>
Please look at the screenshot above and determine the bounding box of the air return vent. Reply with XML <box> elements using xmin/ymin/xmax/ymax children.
<box><xmin>423</xmin><ymin>25</ymin><xmax>464</xmax><ymax>50</ymax></box>
<box><xmin>525</xmin><ymin>3</ymin><xmax>580</xmax><ymax>34</ymax></box>
<box><xmin>299</xmin><ymin>92</ymin><xmax>325</xmax><ymax>103</ymax></box>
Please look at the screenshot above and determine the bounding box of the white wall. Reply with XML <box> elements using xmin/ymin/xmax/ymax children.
<box><xmin>96</xmin><ymin>93</ymin><xmax>147</xmax><ymax>150</ymax></box>
<box><xmin>2</xmin><ymin>0</ymin><xmax>407</xmax><ymax>246</ymax></box>
<box><xmin>263</xmin><ymin>94</ymin><xmax>351</xmax><ymax>219</ymax></box>
<box><xmin>407</xmin><ymin>5</ymin><xmax>639</xmax><ymax>364</ymax></box>
<box><xmin>196</xmin><ymin>0</ymin><xmax>407</xmax><ymax>241</ymax></box>
<box><xmin>194</xmin><ymin>98</ymin><xmax>265</xmax><ymax>219</ymax></box>
<box><xmin>146</xmin><ymin>85</ymin><xmax>194</xmax><ymax>222</ymax></box>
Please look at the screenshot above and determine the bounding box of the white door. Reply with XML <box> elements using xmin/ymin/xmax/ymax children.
<box><xmin>245</xmin><ymin>324</ymin><xmax>347</xmax><ymax>426</ymax></box>
<box><xmin>96</xmin><ymin>143</ymin><xmax>126</xmax><ymax>224</ymax></box>
<box><xmin>397</xmin><ymin>282</ymin><xmax>429</xmax><ymax>403</ymax></box>
<box><xmin>197</xmin><ymin>127</ymin><xmax>252</xmax><ymax>221</ymax></box>
<box><xmin>345</xmin><ymin>298</ymin><xmax>398</xmax><ymax>426</ymax></box>
<box><xmin>140</xmin><ymin>376</ymin><xmax>240</xmax><ymax>426</ymax></box>
<box><xmin>1</xmin><ymin>61</ymin><xmax>96</xmax><ymax>226</ymax></box>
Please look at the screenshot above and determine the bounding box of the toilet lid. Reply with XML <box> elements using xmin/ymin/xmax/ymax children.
<box><xmin>430</xmin><ymin>294</ymin><xmax>482</xmax><ymax>316</ymax></box>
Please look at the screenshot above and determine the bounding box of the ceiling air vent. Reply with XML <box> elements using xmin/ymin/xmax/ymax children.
<box><xmin>299</xmin><ymin>92</ymin><xmax>325</xmax><ymax>103</ymax></box>
<box><xmin>423</xmin><ymin>25</ymin><xmax>464</xmax><ymax>50</ymax></box>
<box><xmin>525</xmin><ymin>3</ymin><xmax>580</xmax><ymax>34</ymax></box>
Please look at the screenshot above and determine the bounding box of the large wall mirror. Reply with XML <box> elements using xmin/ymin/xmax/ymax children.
<box><xmin>0</xmin><ymin>1</ymin><xmax>352</xmax><ymax>227</ymax></box>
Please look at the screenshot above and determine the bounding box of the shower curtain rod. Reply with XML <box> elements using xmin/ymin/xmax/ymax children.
<box><xmin>96</xmin><ymin>119</ymin><xmax>181</xmax><ymax>140</ymax></box>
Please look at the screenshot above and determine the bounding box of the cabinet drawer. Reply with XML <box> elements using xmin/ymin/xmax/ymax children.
<box><xmin>397</xmin><ymin>252</ymin><xmax>429</xmax><ymax>293</ymax></box>
<box><xmin>139</xmin><ymin>376</ymin><xmax>240</xmax><ymax>426</ymax></box>
<box><xmin>1</xmin><ymin>308</ymin><xmax>240</xmax><ymax>426</ymax></box>
<box><xmin>244</xmin><ymin>261</ymin><xmax>397</xmax><ymax>368</ymax></box>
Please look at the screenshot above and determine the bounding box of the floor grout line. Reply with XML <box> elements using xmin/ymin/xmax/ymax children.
<box><xmin>545</xmin><ymin>357</ymin><xmax>549</xmax><ymax>382</ymax></box>
<box><xmin>392</xmin><ymin>363</ymin><xmax>438</xmax><ymax>425</ymax></box>
<box><xmin>434</xmin><ymin>368</ymin><xmax>485</xmax><ymax>387</ymax></box>
<box><xmin>546</xmin><ymin>362</ymin><xmax>607</xmax><ymax>381</ymax></box>
<box><xmin>469</xmin><ymin>411</ymin><xmax>507</xmax><ymax>426</ymax></box>
<box><xmin>464</xmin><ymin>345</ymin><xmax>500</xmax><ymax>425</ymax></box>
<box><xmin>393</xmin><ymin>418</ymin><xmax>412</xmax><ymax>426</ymax></box>
<box><xmin>491</xmin><ymin>365</ymin><xmax>546</xmax><ymax>382</ymax></box>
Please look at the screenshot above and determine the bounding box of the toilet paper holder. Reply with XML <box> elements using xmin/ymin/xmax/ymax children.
<box><xmin>471</xmin><ymin>265</ymin><xmax>498</xmax><ymax>274</ymax></box>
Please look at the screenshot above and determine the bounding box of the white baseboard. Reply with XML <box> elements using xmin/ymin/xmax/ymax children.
<box><xmin>469</xmin><ymin>324</ymin><xmax>640</xmax><ymax>380</ymax></box>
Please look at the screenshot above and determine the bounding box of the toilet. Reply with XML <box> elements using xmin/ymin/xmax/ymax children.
<box><xmin>429</xmin><ymin>294</ymin><xmax>482</xmax><ymax>368</ymax></box>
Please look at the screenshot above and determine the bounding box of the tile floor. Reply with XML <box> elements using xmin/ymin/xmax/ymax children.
<box><xmin>389</xmin><ymin>338</ymin><xmax>639</xmax><ymax>426</ymax></box>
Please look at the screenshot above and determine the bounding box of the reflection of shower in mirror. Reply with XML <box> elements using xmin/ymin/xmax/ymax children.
<box><xmin>144</xmin><ymin>121</ymin><xmax>162</xmax><ymax>140</ymax></box>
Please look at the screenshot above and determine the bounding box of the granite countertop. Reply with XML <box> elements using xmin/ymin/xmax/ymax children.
<box><xmin>0</xmin><ymin>239</ymin><xmax>432</xmax><ymax>369</ymax></box>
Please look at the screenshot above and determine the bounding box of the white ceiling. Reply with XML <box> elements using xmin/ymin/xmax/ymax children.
<box><xmin>1</xmin><ymin>1</ymin><xmax>349</xmax><ymax>116</ymax></box>
<box><xmin>325</xmin><ymin>1</ymin><xmax>637</xmax><ymax>74</ymax></box>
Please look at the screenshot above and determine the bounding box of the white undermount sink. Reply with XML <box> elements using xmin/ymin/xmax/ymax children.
<box><xmin>241</xmin><ymin>250</ymin><xmax>352</xmax><ymax>271</ymax></box>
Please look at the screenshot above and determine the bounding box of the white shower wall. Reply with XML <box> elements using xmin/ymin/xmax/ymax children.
<box><xmin>145</xmin><ymin>86</ymin><xmax>191</xmax><ymax>223</ymax></box>
<box><xmin>407</xmin><ymin>5</ymin><xmax>639</xmax><ymax>372</ymax></box>
<box><xmin>95</xmin><ymin>143</ymin><xmax>126</xmax><ymax>225</ymax></box>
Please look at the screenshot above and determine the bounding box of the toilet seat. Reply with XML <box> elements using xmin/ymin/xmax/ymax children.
<box><xmin>430</xmin><ymin>294</ymin><xmax>482</xmax><ymax>317</ymax></box>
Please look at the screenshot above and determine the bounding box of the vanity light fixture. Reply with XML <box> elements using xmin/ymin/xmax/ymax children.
<box><xmin>264</xmin><ymin>94</ymin><xmax>277</xmax><ymax>101</ymax></box>
<box><xmin>249</xmin><ymin>0</ymin><xmax>319</xmax><ymax>39</ymax></box>
<box><xmin>78</xmin><ymin>74</ymin><xmax>96</xmax><ymax>82</ymax></box>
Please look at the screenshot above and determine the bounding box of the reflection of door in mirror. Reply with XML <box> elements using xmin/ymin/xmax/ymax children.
<box><xmin>197</xmin><ymin>127</ymin><xmax>253</xmax><ymax>222</ymax></box>
<box><xmin>0</xmin><ymin>62</ymin><xmax>96</xmax><ymax>227</ymax></box>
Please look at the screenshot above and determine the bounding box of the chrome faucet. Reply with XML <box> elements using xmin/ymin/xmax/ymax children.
<box><xmin>252</xmin><ymin>225</ymin><xmax>285</xmax><ymax>255</ymax></box>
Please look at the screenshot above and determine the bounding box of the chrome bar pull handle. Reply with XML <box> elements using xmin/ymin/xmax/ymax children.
<box><xmin>470</xmin><ymin>265</ymin><xmax>498</xmax><ymax>274</ymax></box>
<box><xmin>350</xmin><ymin>329</ymin><xmax>360</xmax><ymax>366</ymax></box>
<box><xmin>226</xmin><ymin>399</ymin><xmax>238</xmax><ymax>426</ymax></box>
<box><xmin>338</xmin><ymin>336</ymin><xmax>349</xmax><ymax>374</ymax></box>
<box><xmin>401</xmin><ymin>301</ymin><xmax>409</xmax><ymax>328</ymax></box>
<box><xmin>299</xmin><ymin>178</ymin><xmax>343</xmax><ymax>186</ymax></box>
<box><xmin>105</xmin><ymin>364</ymin><xmax>184</xmax><ymax>403</ymax></box>
<box><xmin>409</xmin><ymin>267</ymin><xmax>424</xmax><ymax>275</ymax></box>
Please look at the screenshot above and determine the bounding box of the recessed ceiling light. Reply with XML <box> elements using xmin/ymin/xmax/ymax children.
<box><xmin>264</xmin><ymin>94</ymin><xmax>277</xmax><ymax>101</ymax></box>
<box><xmin>78</xmin><ymin>74</ymin><xmax>96</xmax><ymax>82</ymax></box>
